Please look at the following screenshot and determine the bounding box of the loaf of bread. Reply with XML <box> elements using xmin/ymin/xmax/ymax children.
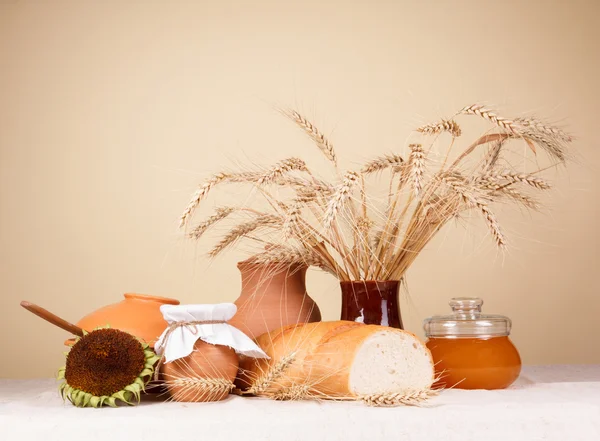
<box><xmin>239</xmin><ymin>321</ymin><xmax>434</xmax><ymax>397</ymax></box>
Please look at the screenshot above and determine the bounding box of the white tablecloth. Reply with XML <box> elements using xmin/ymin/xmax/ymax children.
<box><xmin>1</xmin><ymin>365</ymin><xmax>599</xmax><ymax>441</ymax></box>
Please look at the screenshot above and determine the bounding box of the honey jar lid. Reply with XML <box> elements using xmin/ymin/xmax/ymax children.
<box><xmin>423</xmin><ymin>297</ymin><xmax>512</xmax><ymax>338</ymax></box>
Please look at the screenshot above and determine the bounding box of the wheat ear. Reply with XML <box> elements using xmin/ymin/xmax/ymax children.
<box><xmin>360</xmin><ymin>388</ymin><xmax>439</xmax><ymax>407</ymax></box>
<box><xmin>281</xmin><ymin>201</ymin><xmax>302</xmax><ymax>239</ymax></box>
<box><xmin>515</xmin><ymin>129</ymin><xmax>567</xmax><ymax>162</ymax></box>
<box><xmin>498</xmin><ymin>187</ymin><xmax>540</xmax><ymax>210</ymax></box>
<box><xmin>267</xmin><ymin>384</ymin><xmax>312</xmax><ymax>401</ymax></box>
<box><xmin>258</xmin><ymin>158</ymin><xmax>308</xmax><ymax>185</ymax></box>
<box><xmin>443</xmin><ymin>178</ymin><xmax>506</xmax><ymax>248</ymax></box>
<box><xmin>361</xmin><ymin>153</ymin><xmax>405</xmax><ymax>174</ymax></box>
<box><xmin>209</xmin><ymin>214</ymin><xmax>282</xmax><ymax>257</ymax></box>
<box><xmin>247</xmin><ymin>246</ymin><xmax>330</xmax><ymax>268</ymax></box>
<box><xmin>245</xmin><ymin>353</ymin><xmax>296</xmax><ymax>395</ymax></box>
<box><xmin>324</xmin><ymin>170</ymin><xmax>360</xmax><ymax>228</ymax></box>
<box><xmin>284</xmin><ymin>110</ymin><xmax>337</xmax><ymax>165</ymax></box>
<box><xmin>180</xmin><ymin>172</ymin><xmax>229</xmax><ymax>227</ymax></box>
<box><xmin>475</xmin><ymin>176</ymin><xmax>540</xmax><ymax>209</ymax></box>
<box><xmin>188</xmin><ymin>207</ymin><xmax>236</xmax><ymax>240</ymax></box>
<box><xmin>461</xmin><ymin>104</ymin><xmax>521</xmax><ymax>134</ymax></box>
<box><xmin>179</xmin><ymin>172</ymin><xmax>265</xmax><ymax>227</ymax></box>
<box><xmin>408</xmin><ymin>143</ymin><xmax>425</xmax><ymax>196</ymax></box>
<box><xmin>514</xmin><ymin>116</ymin><xmax>573</xmax><ymax>142</ymax></box>
<box><xmin>481</xmin><ymin>140</ymin><xmax>504</xmax><ymax>172</ymax></box>
<box><xmin>166</xmin><ymin>377</ymin><xmax>234</xmax><ymax>402</ymax></box>
<box><xmin>417</xmin><ymin>119</ymin><xmax>462</xmax><ymax>137</ymax></box>
<box><xmin>480</xmin><ymin>171</ymin><xmax>551</xmax><ymax>190</ymax></box>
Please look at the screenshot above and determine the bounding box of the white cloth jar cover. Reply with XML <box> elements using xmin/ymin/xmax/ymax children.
<box><xmin>154</xmin><ymin>303</ymin><xmax>268</xmax><ymax>363</ymax></box>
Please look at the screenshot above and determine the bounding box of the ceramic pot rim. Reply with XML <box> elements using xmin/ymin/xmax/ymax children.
<box><xmin>237</xmin><ymin>259</ymin><xmax>307</xmax><ymax>272</ymax></box>
<box><xmin>339</xmin><ymin>280</ymin><xmax>401</xmax><ymax>287</ymax></box>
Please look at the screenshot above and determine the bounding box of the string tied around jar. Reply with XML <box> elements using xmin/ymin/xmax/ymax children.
<box><xmin>152</xmin><ymin>303</ymin><xmax>268</xmax><ymax>382</ymax></box>
<box><xmin>153</xmin><ymin>319</ymin><xmax>227</xmax><ymax>381</ymax></box>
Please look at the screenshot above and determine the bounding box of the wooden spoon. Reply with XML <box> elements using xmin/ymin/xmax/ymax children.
<box><xmin>20</xmin><ymin>301</ymin><xmax>85</xmax><ymax>337</ymax></box>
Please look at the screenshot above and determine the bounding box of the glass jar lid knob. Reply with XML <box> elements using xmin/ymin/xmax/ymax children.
<box><xmin>449</xmin><ymin>297</ymin><xmax>483</xmax><ymax>316</ymax></box>
<box><xmin>423</xmin><ymin>297</ymin><xmax>512</xmax><ymax>338</ymax></box>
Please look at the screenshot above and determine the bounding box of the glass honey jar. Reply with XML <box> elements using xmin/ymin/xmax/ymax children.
<box><xmin>423</xmin><ymin>297</ymin><xmax>521</xmax><ymax>390</ymax></box>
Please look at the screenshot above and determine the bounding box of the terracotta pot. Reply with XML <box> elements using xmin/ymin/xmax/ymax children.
<box><xmin>339</xmin><ymin>280</ymin><xmax>403</xmax><ymax>329</ymax></box>
<box><xmin>228</xmin><ymin>261</ymin><xmax>321</xmax><ymax>339</ymax></box>
<box><xmin>64</xmin><ymin>293</ymin><xmax>180</xmax><ymax>348</ymax></box>
<box><xmin>161</xmin><ymin>340</ymin><xmax>239</xmax><ymax>402</ymax></box>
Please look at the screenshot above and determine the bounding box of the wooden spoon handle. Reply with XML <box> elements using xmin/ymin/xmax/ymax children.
<box><xmin>20</xmin><ymin>301</ymin><xmax>85</xmax><ymax>337</ymax></box>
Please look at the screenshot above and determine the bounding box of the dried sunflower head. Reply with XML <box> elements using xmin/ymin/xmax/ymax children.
<box><xmin>57</xmin><ymin>327</ymin><xmax>159</xmax><ymax>408</ymax></box>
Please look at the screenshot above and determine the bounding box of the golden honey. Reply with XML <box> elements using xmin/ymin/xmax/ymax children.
<box><xmin>423</xmin><ymin>298</ymin><xmax>521</xmax><ymax>390</ymax></box>
<box><xmin>426</xmin><ymin>336</ymin><xmax>521</xmax><ymax>389</ymax></box>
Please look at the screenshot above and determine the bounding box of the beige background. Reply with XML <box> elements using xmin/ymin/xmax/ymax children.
<box><xmin>1</xmin><ymin>0</ymin><xmax>599</xmax><ymax>378</ymax></box>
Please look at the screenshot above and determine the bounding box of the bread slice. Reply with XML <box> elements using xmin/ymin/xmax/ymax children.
<box><xmin>306</xmin><ymin>325</ymin><xmax>434</xmax><ymax>396</ymax></box>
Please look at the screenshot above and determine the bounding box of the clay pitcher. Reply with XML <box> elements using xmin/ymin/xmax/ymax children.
<box><xmin>229</xmin><ymin>260</ymin><xmax>321</xmax><ymax>339</ymax></box>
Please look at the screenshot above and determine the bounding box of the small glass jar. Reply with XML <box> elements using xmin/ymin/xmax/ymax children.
<box><xmin>423</xmin><ymin>298</ymin><xmax>521</xmax><ymax>390</ymax></box>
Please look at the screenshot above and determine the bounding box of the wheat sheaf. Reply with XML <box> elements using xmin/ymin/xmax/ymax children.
<box><xmin>180</xmin><ymin>104</ymin><xmax>572</xmax><ymax>282</ymax></box>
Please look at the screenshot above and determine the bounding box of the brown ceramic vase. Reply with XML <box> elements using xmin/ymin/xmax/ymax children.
<box><xmin>65</xmin><ymin>293</ymin><xmax>180</xmax><ymax>348</ymax></box>
<box><xmin>339</xmin><ymin>280</ymin><xmax>403</xmax><ymax>329</ymax></box>
<box><xmin>161</xmin><ymin>340</ymin><xmax>239</xmax><ymax>402</ymax></box>
<box><xmin>228</xmin><ymin>260</ymin><xmax>322</xmax><ymax>339</ymax></box>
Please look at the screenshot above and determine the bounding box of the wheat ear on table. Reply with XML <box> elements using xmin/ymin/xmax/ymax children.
<box><xmin>360</xmin><ymin>388</ymin><xmax>439</xmax><ymax>407</ymax></box>
<box><xmin>245</xmin><ymin>353</ymin><xmax>296</xmax><ymax>395</ymax></box>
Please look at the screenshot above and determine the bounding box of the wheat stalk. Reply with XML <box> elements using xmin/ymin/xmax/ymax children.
<box><xmin>476</xmin><ymin>175</ymin><xmax>541</xmax><ymax>209</ymax></box>
<box><xmin>179</xmin><ymin>172</ymin><xmax>269</xmax><ymax>227</ymax></box>
<box><xmin>266</xmin><ymin>384</ymin><xmax>312</xmax><ymax>401</ymax></box>
<box><xmin>244</xmin><ymin>353</ymin><xmax>296</xmax><ymax>396</ymax></box>
<box><xmin>481</xmin><ymin>140</ymin><xmax>504</xmax><ymax>172</ymax></box>
<box><xmin>461</xmin><ymin>104</ymin><xmax>522</xmax><ymax>134</ymax></box>
<box><xmin>188</xmin><ymin>207</ymin><xmax>236</xmax><ymax>240</ymax></box>
<box><xmin>498</xmin><ymin>187</ymin><xmax>540</xmax><ymax>210</ymax></box>
<box><xmin>247</xmin><ymin>246</ymin><xmax>338</xmax><ymax>277</ymax></box>
<box><xmin>442</xmin><ymin>173</ymin><xmax>506</xmax><ymax>248</ymax></box>
<box><xmin>275</xmin><ymin>176</ymin><xmax>334</xmax><ymax>194</ymax></box>
<box><xmin>514</xmin><ymin>116</ymin><xmax>573</xmax><ymax>142</ymax></box>
<box><xmin>408</xmin><ymin>143</ymin><xmax>425</xmax><ymax>196</ymax></box>
<box><xmin>282</xmin><ymin>200</ymin><xmax>304</xmax><ymax>239</ymax></box>
<box><xmin>361</xmin><ymin>153</ymin><xmax>405</xmax><ymax>174</ymax></box>
<box><xmin>516</xmin><ymin>129</ymin><xmax>567</xmax><ymax>162</ymax></box>
<box><xmin>166</xmin><ymin>377</ymin><xmax>234</xmax><ymax>402</ymax></box>
<box><xmin>324</xmin><ymin>170</ymin><xmax>360</xmax><ymax>228</ymax></box>
<box><xmin>181</xmin><ymin>104</ymin><xmax>572</xmax><ymax>280</ymax></box>
<box><xmin>209</xmin><ymin>214</ymin><xmax>282</xmax><ymax>257</ymax></box>
<box><xmin>360</xmin><ymin>388</ymin><xmax>439</xmax><ymax>407</ymax></box>
<box><xmin>258</xmin><ymin>158</ymin><xmax>308</xmax><ymax>185</ymax></box>
<box><xmin>443</xmin><ymin>177</ymin><xmax>506</xmax><ymax>248</ymax></box>
<box><xmin>180</xmin><ymin>173</ymin><xmax>230</xmax><ymax>227</ymax></box>
<box><xmin>417</xmin><ymin>119</ymin><xmax>461</xmax><ymax>137</ymax></box>
<box><xmin>480</xmin><ymin>171</ymin><xmax>551</xmax><ymax>190</ymax></box>
<box><xmin>247</xmin><ymin>246</ymin><xmax>327</xmax><ymax>267</ymax></box>
<box><xmin>284</xmin><ymin>110</ymin><xmax>337</xmax><ymax>165</ymax></box>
